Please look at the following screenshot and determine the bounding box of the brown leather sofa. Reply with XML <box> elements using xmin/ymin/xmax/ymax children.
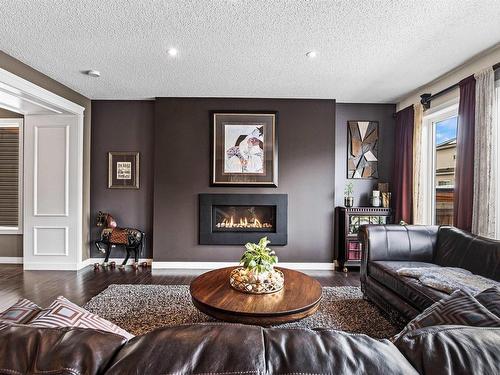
<box><xmin>360</xmin><ymin>225</ymin><xmax>500</xmax><ymax>322</ymax></box>
<box><xmin>1</xmin><ymin>322</ymin><xmax>499</xmax><ymax>375</ymax></box>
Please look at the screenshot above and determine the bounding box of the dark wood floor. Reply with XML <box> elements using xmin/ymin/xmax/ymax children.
<box><xmin>0</xmin><ymin>264</ymin><xmax>360</xmax><ymax>311</ymax></box>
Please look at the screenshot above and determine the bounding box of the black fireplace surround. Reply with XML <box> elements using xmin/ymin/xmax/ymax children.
<box><xmin>199</xmin><ymin>194</ymin><xmax>288</xmax><ymax>245</ymax></box>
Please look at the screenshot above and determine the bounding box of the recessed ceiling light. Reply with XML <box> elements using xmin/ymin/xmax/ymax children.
<box><xmin>167</xmin><ymin>48</ymin><xmax>178</xmax><ymax>57</ymax></box>
<box><xmin>85</xmin><ymin>70</ymin><xmax>101</xmax><ymax>77</ymax></box>
<box><xmin>305</xmin><ymin>51</ymin><xmax>317</xmax><ymax>58</ymax></box>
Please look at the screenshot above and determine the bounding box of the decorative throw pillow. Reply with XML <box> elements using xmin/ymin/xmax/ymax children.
<box><xmin>0</xmin><ymin>298</ymin><xmax>41</xmax><ymax>324</ymax></box>
<box><xmin>29</xmin><ymin>296</ymin><xmax>134</xmax><ymax>340</ymax></box>
<box><xmin>475</xmin><ymin>286</ymin><xmax>500</xmax><ymax>318</ymax></box>
<box><xmin>392</xmin><ymin>289</ymin><xmax>500</xmax><ymax>341</ymax></box>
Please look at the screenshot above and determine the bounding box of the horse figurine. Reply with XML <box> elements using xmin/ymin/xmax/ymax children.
<box><xmin>95</xmin><ymin>211</ymin><xmax>145</xmax><ymax>269</ymax></box>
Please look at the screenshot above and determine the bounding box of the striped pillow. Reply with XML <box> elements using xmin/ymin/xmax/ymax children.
<box><xmin>0</xmin><ymin>298</ymin><xmax>41</xmax><ymax>324</ymax></box>
<box><xmin>29</xmin><ymin>296</ymin><xmax>133</xmax><ymax>340</ymax></box>
<box><xmin>392</xmin><ymin>289</ymin><xmax>500</xmax><ymax>341</ymax></box>
<box><xmin>475</xmin><ymin>286</ymin><xmax>500</xmax><ymax>318</ymax></box>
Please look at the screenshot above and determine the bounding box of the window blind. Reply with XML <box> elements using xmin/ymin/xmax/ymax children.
<box><xmin>0</xmin><ymin>126</ymin><xmax>19</xmax><ymax>227</ymax></box>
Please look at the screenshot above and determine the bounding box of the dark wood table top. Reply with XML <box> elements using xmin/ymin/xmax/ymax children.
<box><xmin>190</xmin><ymin>267</ymin><xmax>322</xmax><ymax>325</ymax></box>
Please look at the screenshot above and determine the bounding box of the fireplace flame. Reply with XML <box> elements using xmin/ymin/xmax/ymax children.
<box><xmin>216</xmin><ymin>215</ymin><xmax>273</xmax><ymax>229</ymax></box>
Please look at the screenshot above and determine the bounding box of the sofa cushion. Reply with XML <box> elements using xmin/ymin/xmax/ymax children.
<box><xmin>0</xmin><ymin>298</ymin><xmax>41</xmax><ymax>324</ymax></box>
<box><xmin>29</xmin><ymin>296</ymin><xmax>134</xmax><ymax>340</ymax></box>
<box><xmin>369</xmin><ymin>261</ymin><xmax>447</xmax><ymax>310</ymax></box>
<box><xmin>393</xmin><ymin>289</ymin><xmax>500</xmax><ymax>341</ymax></box>
<box><xmin>435</xmin><ymin>226</ymin><xmax>500</xmax><ymax>281</ymax></box>
<box><xmin>106</xmin><ymin>323</ymin><xmax>418</xmax><ymax>375</ymax></box>
<box><xmin>105</xmin><ymin>323</ymin><xmax>267</xmax><ymax>375</ymax></box>
<box><xmin>0</xmin><ymin>324</ymin><xmax>127</xmax><ymax>375</ymax></box>
<box><xmin>361</xmin><ymin>225</ymin><xmax>438</xmax><ymax>262</ymax></box>
<box><xmin>264</xmin><ymin>327</ymin><xmax>418</xmax><ymax>375</ymax></box>
<box><xmin>394</xmin><ymin>325</ymin><xmax>500</xmax><ymax>375</ymax></box>
<box><xmin>476</xmin><ymin>286</ymin><xmax>500</xmax><ymax>318</ymax></box>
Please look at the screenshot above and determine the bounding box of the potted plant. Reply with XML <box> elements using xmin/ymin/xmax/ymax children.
<box><xmin>344</xmin><ymin>182</ymin><xmax>354</xmax><ymax>207</ymax></box>
<box><xmin>240</xmin><ymin>236</ymin><xmax>278</xmax><ymax>283</ymax></box>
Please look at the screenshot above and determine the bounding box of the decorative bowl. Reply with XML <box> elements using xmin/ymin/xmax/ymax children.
<box><xmin>229</xmin><ymin>267</ymin><xmax>284</xmax><ymax>294</ymax></box>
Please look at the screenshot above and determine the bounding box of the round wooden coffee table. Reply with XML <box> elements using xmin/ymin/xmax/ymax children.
<box><xmin>190</xmin><ymin>267</ymin><xmax>322</xmax><ymax>326</ymax></box>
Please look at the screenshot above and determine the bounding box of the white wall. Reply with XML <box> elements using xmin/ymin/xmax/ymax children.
<box><xmin>397</xmin><ymin>44</ymin><xmax>500</xmax><ymax>110</ymax></box>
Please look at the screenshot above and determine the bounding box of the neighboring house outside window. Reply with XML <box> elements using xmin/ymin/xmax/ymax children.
<box><xmin>434</xmin><ymin>119</ymin><xmax>457</xmax><ymax>226</ymax></box>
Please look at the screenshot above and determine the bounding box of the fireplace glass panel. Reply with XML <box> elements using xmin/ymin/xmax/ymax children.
<box><xmin>212</xmin><ymin>205</ymin><xmax>276</xmax><ymax>233</ymax></box>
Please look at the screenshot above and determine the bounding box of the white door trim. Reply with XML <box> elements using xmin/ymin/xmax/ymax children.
<box><xmin>0</xmin><ymin>68</ymin><xmax>84</xmax><ymax>115</ymax></box>
<box><xmin>0</xmin><ymin>67</ymin><xmax>85</xmax><ymax>271</ymax></box>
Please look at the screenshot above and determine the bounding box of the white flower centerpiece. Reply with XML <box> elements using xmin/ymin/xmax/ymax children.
<box><xmin>229</xmin><ymin>237</ymin><xmax>285</xmax><ymax>294</ymax></box>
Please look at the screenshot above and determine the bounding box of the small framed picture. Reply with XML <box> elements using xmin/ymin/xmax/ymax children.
<box><xmin>108</xmin><ymin>152</ymin><xmax>140</xmax><ymax>189</ymax></box>
<box><xmin>211</xmin><ymin>111</ymin><xmax>278</xmax><ymax>186</ymax></box>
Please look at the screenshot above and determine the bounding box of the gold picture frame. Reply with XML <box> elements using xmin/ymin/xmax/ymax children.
<box><xmin>108</xmin><ymin>152</ymin><xmax>140</xmax><ymax>189</ymax></box>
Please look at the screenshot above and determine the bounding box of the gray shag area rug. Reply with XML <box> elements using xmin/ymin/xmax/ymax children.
<box><xmin>84</xmin><ymin>285</ymin><xmax>399</xmax><ymax>339</ymax></box>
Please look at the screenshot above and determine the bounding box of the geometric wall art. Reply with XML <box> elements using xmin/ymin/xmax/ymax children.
<box><xmin>347</xmin><ymin>121</ymin><xmax>379</xmax><ymax>179</ymax></box>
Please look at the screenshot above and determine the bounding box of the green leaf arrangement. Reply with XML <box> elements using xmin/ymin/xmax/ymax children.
<box><xmin>240</xmin><ymin>236</ymin><xmax>278</xmax><ymax>274</ymax></box>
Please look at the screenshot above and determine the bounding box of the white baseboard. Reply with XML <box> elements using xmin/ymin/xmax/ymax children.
<box><xmin>152</xmin><ymin>261</ymin><xmax>335</xmax><ymax>271</ymax></box>
<box><xmin>79</xmin><ymin>258</ymin><xmax>153</xmax><ymax>269</ymax></box>
<box><xmin>5</xmin><ymin>258</ymin><xmax>334</xmax><ymax>271</ymax></box>
<box><xmin>6</xmin><ymin>258</ymin><xmax>152</xmax><ymax>270</ymax></box>
<box><xmin>0</xmin><ymin>256</ymin><xmax>23</xmax><ymax>264</ymax></box>
<box><xmin>24</xmin><ymin>262</ymin><xmax>82</xmax><ymax>271</ymax></box>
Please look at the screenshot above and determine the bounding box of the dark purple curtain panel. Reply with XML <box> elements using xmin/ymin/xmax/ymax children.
<box><xmin>393</xmin><ymin>105</ymin><xmax>414</xmax><ymax>223</ymax></box>
<box><xmin>454</xmin><ymin>75</ymin><xmax>476</xmax><ymax>232</ymax></box>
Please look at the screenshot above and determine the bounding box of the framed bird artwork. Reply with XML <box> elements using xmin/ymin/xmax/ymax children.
<box><xmin>211</xmin><ymin>111</ymin><xmax>278</xmax><ymax>186</ymax></box>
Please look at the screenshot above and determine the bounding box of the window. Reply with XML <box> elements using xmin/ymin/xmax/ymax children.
<box><xmin>0</xmin><ymin>118</ymin><xmax>23</xmax><ymax>234</ymax></box>
<box><xmin>422</xmin><ymin>101</ymin><xmax>459</xmax><ymax>225</ymax></box>
<box><xmin>434</xmin><ymin>116</ymin><xmax>458</xmax><ymax>225</ymax></box>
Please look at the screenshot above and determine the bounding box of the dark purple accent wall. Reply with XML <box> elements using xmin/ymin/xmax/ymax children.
<box><xmin>153</xmin><ymin>98</ymin><xmax>336</xmax><ymax>262</ymax></box>
<box><xmin>334</xmin><ymin>103</ymin><xmax>396</xmax><ymax>207</ymax></box>
<box><xmin>90</xmin><ymin>101</ymin><xmax>154</xmax><ymax>258</ymax></box>
<box><xmin>89</xmin><ymin>99</ymin><xmax>396</xmax><ymax>262</ymax></box>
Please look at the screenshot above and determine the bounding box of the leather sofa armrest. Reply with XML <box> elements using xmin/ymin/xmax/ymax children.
<box><xmin>359</xmin><ymin>225</ymin><xmax>439</xmax><ymax>284</ymax></box>
<box><xmin>0</xmin><ymin>324</ymin><xmax>127</xmax><ymax>375</ymax></box>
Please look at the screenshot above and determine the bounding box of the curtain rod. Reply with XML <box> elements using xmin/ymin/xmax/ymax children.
<box><xmin>419</xmin><ymin>61</ymin><xmax>500</xmax><ymax>110</ymax></box>
<box><xmin>392</xmin><ymin>61</ymin><xmax>500</xmax><ymax>118</ymax></box>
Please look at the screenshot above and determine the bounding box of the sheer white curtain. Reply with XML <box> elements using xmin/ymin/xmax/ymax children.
<box><xmin>496</xmin><ymin>76</ymin><xmax>500</xmax><ymax>238</ymax></box>
<box><xmin>412</xmin><ymin>103</ymin><xmax>425</xmax><ymax>224</ymax></box>
<box><xmin>472</xmin><ymin>68</ymin><xmax>497</xmax><ymax>238</ymax></box>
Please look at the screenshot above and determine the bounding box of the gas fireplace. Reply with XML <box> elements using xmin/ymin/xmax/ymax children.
<box><xmin>199</xmin><ymin>194</ymin><xmax>287</xmax><ymax>245</ymax></box>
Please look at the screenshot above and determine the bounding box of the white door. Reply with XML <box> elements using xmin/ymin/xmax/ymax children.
<box><xmin>23</xmin><ymin>115</ymin><xmax>83</xmax><ymax>270</ymax></box>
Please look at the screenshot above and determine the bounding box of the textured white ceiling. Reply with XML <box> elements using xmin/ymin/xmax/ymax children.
<box><xmin>1</xmin><ymin>0</ymin><xmax>499</xmax><ymax>102</ymax></box>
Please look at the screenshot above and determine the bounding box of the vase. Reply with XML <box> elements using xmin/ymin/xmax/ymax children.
<box><xmin>382</xmin><ymin>192</ymin><xmax>391</xmax><ymax>208</ymax></box>
<box><xmin>344</xmin><ymin>196</ymin><xmax>354</xmax><ymax>207</ymax></box>
<box><xmin>370</xmin><ymin>196</ymin><xmax>381</xmax><ymax>207</ymax></box>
